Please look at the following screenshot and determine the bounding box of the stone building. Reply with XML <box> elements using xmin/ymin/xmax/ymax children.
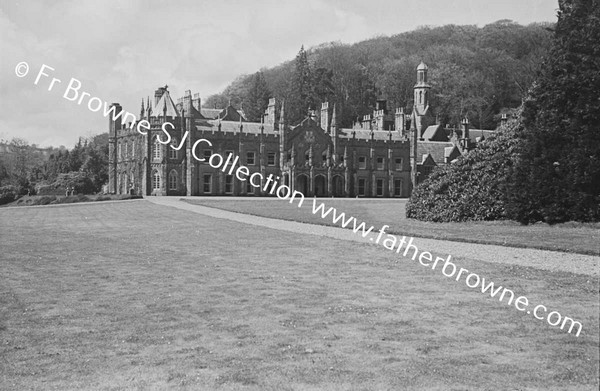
<box><xmin>107</xmin><ymin>63</ymin><xmax>493</xmax><ymax>197</ymax></box>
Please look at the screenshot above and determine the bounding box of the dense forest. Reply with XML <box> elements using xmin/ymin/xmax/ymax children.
<box><xmin>205</xmin><ymin>20</ymin><xmax>553</xmax><ymax>130</ymax></box>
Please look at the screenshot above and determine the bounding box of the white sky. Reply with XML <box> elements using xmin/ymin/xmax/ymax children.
<box><xmin>0</xmin><ymin>0</ymin><xmax>558</xmax><ymax>147</ymax></box>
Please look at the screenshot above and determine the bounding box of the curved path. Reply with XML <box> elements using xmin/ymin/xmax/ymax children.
<box><xmin>145</xmin><ymin>197</ymin><xmax>600</xmax><ymax>277</ymax></box>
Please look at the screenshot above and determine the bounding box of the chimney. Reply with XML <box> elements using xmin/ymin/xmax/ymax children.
<box><xmin>395</xmin><ymin>107</ymin><xmax>406</xmax><ymax>136</ymax></box>
<box><xmin>461</xmin><ymin>117</ymin><xmax>470</xmax><ymax>140</ymax></box>
<box><xmin>154</xmin><ymin>87</ymin><xmax>165</xmax><ymax>106</ymax></box>
<box><xmin>109</xmin><ymin>103</ymin><xmax>122</xmax><ymax>134</ymax></box>
<box><xmin>265</xmin><ymin>98</ymin><xmax>276</xmax><ymax>126</ymax></box>
<box><xmin>193</xmin><ymin>93</ymin><xmax>201</xmax><ymax>112</ymax></box>
<box><xmin>320</xmin><ymin>102</ymin><xmax>330</xmax><ymax>131</ymax></box>
<box><xmin>501</xmin><ymin>113</ymin><xmax>508</xmax><ymax>126</ymax></box>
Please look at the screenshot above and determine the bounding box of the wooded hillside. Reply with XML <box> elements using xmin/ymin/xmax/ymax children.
<box><xmin>205</xmin><ymin>20</ymin><xmax>553</xmax><ymax>129</ymax></box>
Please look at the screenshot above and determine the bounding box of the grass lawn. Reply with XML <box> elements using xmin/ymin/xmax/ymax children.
<box><xmin>183</xmin><ymin>198</ymin><xmax>600</xmax><ymax>256</ymax></box>
<box><xmin>0</xmin><ymin>200</ymin><xmax>598</xmax><ymax>390</ymax></box>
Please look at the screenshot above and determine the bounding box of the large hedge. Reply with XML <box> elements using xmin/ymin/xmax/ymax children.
<box><xmin>406</xmin><ymin>119</ymin><xmax>521</xmax><ymax>222</ymax></box>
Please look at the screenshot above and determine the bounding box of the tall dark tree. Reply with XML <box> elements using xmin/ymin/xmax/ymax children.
<box><xmin>507</xmin><ymin>0</ymin><xmax>600</xmax><ymax>223</ymax></box>
<box><xmin>288</xmin><ymin>46</ymin><xmax>314</xmax><ymax>123</ymax></box>
<box><xmin>243</xmin><ymin>72</ymin><xmax>271</xmax><ymax>122</ymax></box>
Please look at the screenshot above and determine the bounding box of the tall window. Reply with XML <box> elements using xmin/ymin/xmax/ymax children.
<box><xmin>225</xmin><ymin>175</ymin><xmax>233</xmax><ymax>194</ymax></box>
<box><xmin>267</xmin><ymin>152</ymin><xmax>276</xmax><ymax>166</ymax></box>
<box><xmin>322</xmin><ymin>151</ymin><xmax>327</xmax><ymax>163</ymax></box>
<box><xmin>203</xmin><ymin>174</ymin><xmax>212</xmax><ymax>194</ymax></box>
<box><xmin>168</xmin><ymin>170</ymin><xmax>177</xmax><ymax>190</ymax></box>
<box><xmin>395</xmin><ymin>158</ymin><xmax>403</xmax><ymax>170</ymax></box>
<box><xmin>130</xmin><ymin>142</ymin><xmax>134</xmax><ymax>159</ymax></box>
<box><xmin>224</xmin><ymin>150</ymin><xmax>234</xmax><ymax>160</ymax></box>
<box><xmin>358</xmin><ymin>156</ymin><xmax>367</xmax><ymax>169</ymax></box>
<box><xmin>152</xmin><ymin>170</ymin><xmax>160</xmax><ymax>190</ymax></box>
<box><xmin>169</xmin><ymin>138</ymin><xmax>178</xmax><ymax>159</ymax></box>
<box><xmin>394</xmin><ymin>179</ymin><xmax>402</xmax><ymax>197</ymax></box>
<box><xmin>203</xmin><ymin>149</ymin><xmax>212</xmax><ymax>162</ymax></box>
<box><xmin>117</xmin><ymin>143</ymin><xmax>122</xmax><ymax>161</ymax></box>
<box><xmin>376</xmin><ymin>179</ymin><xmax>384</xmax><ymax>196</ymax></box>
<box><xmin>246</xmin><ymin>180</ymin><xmax>255</xmax><ymax>194</ymax></box>
<box><xmin>358</xmin><ymin>178</ymin><xmax>366</xmax><ymax>196</ymax></box>
<box><xmin>376</xmin><ymin>157</ymin><xmax>384</xmax><ymax>170</ymax></box>
<box><xmin>246</xmin><ymin>151</ymin><xmax>256</xmax><ymax>165</ymax></box>
<box><xmin>152</xmin><ymin>137</ymin><xmax>161</xmax><ymax>159</ymax></box>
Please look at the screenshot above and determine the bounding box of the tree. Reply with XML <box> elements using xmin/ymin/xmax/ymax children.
<box><xmin>288</xmin><ymin>46</ymin><xmax>314</xmax><ymax>123</ymax></box>
<box><xmin>507</xmin><ymin>0</ymin><xmax>600</xmax><ymax>223</ymax></box>
<box><xmin>243</xmin><ymin>72</ymin><xmax>271</xmax><ymax>122</ymax></box>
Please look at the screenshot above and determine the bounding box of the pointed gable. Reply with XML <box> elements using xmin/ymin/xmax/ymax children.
<box><xmin>151</xmin><ymin>89</ymin><xmax>179</xmax><ymax>118</ymax></box>
<box><xmin>286</xmin><ymin>116</ymin><xmax>333</xmax><ymax>151</ymax></box>
<box><xmin>422</xmin><ymin>124</ymin><xmax>449</xmax><ymax>141</ymax></box>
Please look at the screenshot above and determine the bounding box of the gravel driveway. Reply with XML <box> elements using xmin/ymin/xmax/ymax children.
<box><xmin>146</xmin><ymin>197</ymin><xmax>600</xmax><ymax>277</ymax></box>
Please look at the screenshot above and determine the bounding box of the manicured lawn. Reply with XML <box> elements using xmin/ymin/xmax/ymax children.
<box><xmin>0</xmin><ymin>200</ymin><xmax>598</xmax><ymax>390</ymax></box>
<box><xmin>183</xmin><ymin>198</ymin><xmax>600</xmax><ymax>256</ymax></box>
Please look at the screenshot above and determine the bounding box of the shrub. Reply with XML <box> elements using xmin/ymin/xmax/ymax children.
<box><xmin>406</xmin><ymin>119</ymin><xmax>521</xmax><ymax>222</ymax></box>
<box><xmin>0</xmin><ymin>185</ymin><xmax>20</xmax><ymax>205</ymax></box>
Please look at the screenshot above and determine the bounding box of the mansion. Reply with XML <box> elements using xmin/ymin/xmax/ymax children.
<box><xmin>107</xmin><ymin>63</ymin><xmax>494</xmax><ymax>197</ymax></box>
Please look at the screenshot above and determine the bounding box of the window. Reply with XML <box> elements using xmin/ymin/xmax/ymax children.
<box><xmin>168</xmin><ymin>170</ymin><xmax>177</xmax><ymax>190</ymax></box>
<box><xmin>130</xmin><ymin>142</ymin><xmax>134</xmax><ymax>159</ymax></box>
<box><xmin>322</xmin><ymin>151</ymin><xmax>327</xmax><ymax>163</ymax></box>
<box><xmin>394</xmin><ymin>180</ymin><xmax>402</xmax><ymax>197</ymax></box>
<box><xmin>224</xmin><ymin>150</ymin><xmax>234</xmax><ymax>161</ymax></box>
<box><xmin>152</xmin><ymin>137</ymin><xmax>161</xmax><ymax>159</ymax></box>
<box><xmin>358</xmin><ymin>156</ymin><xmax>367</xmax><ymax>169</ymax></box>
<box><xmin>203</xmin><ymin>174</ymin><xmax>212</xmax><ymax>194</ymax></box>
<box><xmin>246</xmin><ymin>151</ymin><xmax>256</xmax><ymax>165</ymax></box>
<box><xmin>358</xmin><ymin>178</ymin><xmax>366</xmax><ymax>196</ymax></box>
<box><xmin>169</xmin><ymin>138</ymin><xmax>178</xmax><ymax>159</ymax></box>
<box><xmin>203</xmin><ymin>149</ymin><xmax>212</xmax><ymax>161</ymax></box>
<box><xmin>246</xmin><ymin>180</ymin><xmax>255</xmax><ymax>194</ymax></box>
<box><xmin>225</xmin><ymin>175</ymin><xmax>233</xmax><ymax>194</ymax></box>
<box><xmin>267</xmin><ymin>152</ymin><xmax>276</xmax><ymax>166</ymax></box>
<box><xmin>376</xmin><ymin>157</ymin><xmax>384</xmax><ymax>170</ymax></box>
<box><xmin>304</xmin><ymin>151</ymin><xmax>310</xmax><ymax>163</ymax></box>
<box><xmin>117</xmin><ymin>143</ymin><xmax>122</xmax><ymax>161</ymax></box>
<box><xmin>376</xmin><ymin>179</ymin><xmax>384</xmax><ymax>196</ymax></box>
<box><xmin>152</xmin><ymin>170</ymin><xmax>160</xmax><ymax>190</ymax></box>
<box><xmin>395</xmin><ymin>158</ymin><xmax>403</xmax><ymax>170</ymax></box>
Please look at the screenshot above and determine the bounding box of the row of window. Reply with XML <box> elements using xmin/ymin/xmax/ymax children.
<box><xmin>148</xmin><ymin>138</ymin><xmax>403</xmax><ymax>171</ymax></box>
<box><xmin>357</xmin><ymin>178</ymin><xmax>403</xmax><ymax>197</ymax></box>
<box><xmin>151</xmin><ymin>170</ymin><xmax>402</xmax><ymax>197</ymax></box>
<box><xmin>358</xmin><ymin>156</ymin><xmax>403</xmax><ymax>170</ymax></box>
<box><xmin>152</xmin><ymin>170</ymin><xmax>179</xmax><ymax>191</ymax></box>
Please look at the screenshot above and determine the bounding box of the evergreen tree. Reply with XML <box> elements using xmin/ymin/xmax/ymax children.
<box><xmin>507</xmin><ymin>0</ymin><xmax>600</xmax><ymax>223</ymax></box>
<box><xmin>288</xmin><ymin>46</ymin><xmax>314</xmax><ymax>123</ymax></box>
<box><xmin>243</xmin><ymin>72</ymin><xmax>271</xmax><ymax>122</ymax></box>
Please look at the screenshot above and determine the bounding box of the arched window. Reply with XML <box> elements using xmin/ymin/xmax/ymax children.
<box><xmin>130</xmin><ymin>141</ymin><xmax>134</xmax><ymax>158</ymax></box>
<box><xmin>152</xmin><ymin>137</ymin><xmax>161</xmax><ymax>159</ymax></box>
<box><xmin>419</xmin><ymin>91</ymin><xmax>423</xmax><ymax>104</ymax></box>
<box><xmin>124</xmin><ymin>141</ymin><xmax>129</xmax><ymax>159</ymax></box>
<box><xmin>168</xmin><ymin>170</ymin><xmax>177</xmax><ymax>190</ymax></box>
<box><xmin>117</xmin><ymin>142</ymin><xmax>122</xmax><ymax>161</ymax></box>
<box><xmin>169</xmin><ymin>138</ymin><xmax>178</xmax><ymax>159</ymax></box>
<box><xmin>152</xmin><ymin>170</ymin><xmax>160</xmax><ymax>190</ymax></box>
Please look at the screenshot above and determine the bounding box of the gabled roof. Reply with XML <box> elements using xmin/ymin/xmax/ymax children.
<box><xmin>151</xmin><ymin>90</ymin><xmax>179</xmax><ymax>118</ymax></box>
<box><xmin>417</xmin><ymin>141</ymin><xmax>456</xmax><ymax>165</ymax></box>
<box><xmin>421</xmin><ymin>124</ymin><xmax>449</xmax><ymax>141</ymax></box>
<box><xmin>218</xmin><ymin>105</ymin><xmax>245</xmax><ymax>121</ymax></box>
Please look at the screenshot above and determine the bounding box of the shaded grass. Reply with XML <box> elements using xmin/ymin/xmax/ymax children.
<box><xmin>183</xmin><ymin>198</ymin><xmax>600</xmax><ymax>256</ymax></box>
<box><xmin>0</xmin><ymin>200</ymin><xmax>598</xmax><ymax>390</ymax></box>
<box><xmin>4</xmin><ymin>194</ymin><xmax>143</xmax><ymax>207</ymax></box>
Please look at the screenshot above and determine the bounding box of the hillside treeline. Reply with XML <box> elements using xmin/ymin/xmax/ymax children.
<box><xmin>205</xmin><ymin>20</ymin><xmax>553</xmax><ymax>129</ymax></box>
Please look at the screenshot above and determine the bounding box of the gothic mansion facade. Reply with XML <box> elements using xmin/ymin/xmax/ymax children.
<box><xmin>108</xmin><ymin>63</ymin><xmax>490</xmax><ymax>197</ymax></box>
